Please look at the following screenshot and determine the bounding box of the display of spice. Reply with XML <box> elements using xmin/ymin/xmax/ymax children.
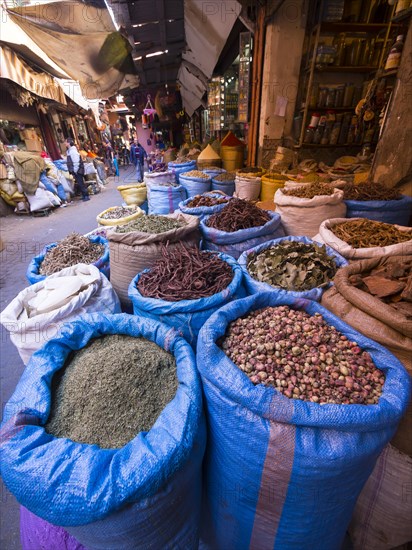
<box><xmin>332</xmin><ymin>219</ymin><xmax>412</xmax><ymax>248</ymax></box>
<box><xmin>247</xmin><ymin>241</ymin><xmax>338</xmax><ymax>291</ymax></box>
<box><xmin>116</xmin><ymin>215</ymin><xmax>186</xmax><ymax>234</ymax></box>
<box><xmin>221</xmin><ymin>306</ymin><xmax>384</xmax><ymax>405</ymax></box>
<box><xmin>349</xmin><ymin>258</ymin><xmax>412</xmax><ymax>318</ymax></box>
<box><xmin>342</xmin><ymin>182</ymin><xmax>402</xmax><ymax>201</ymax></box>
<box><xmin>186</xmin><ymin>194</ymin><xmax>230</xmax><ymax>208</ymax></box>
<box><xmin>137</xmin><ymin>243</ymin><xmax>233</xmax><ymax>301</ymax></box>
<box><xmin>154</xmin><ymin>181</ymin><xmax>180</xmax><ymax>188</ymax></box>
<box><xmin>39</xmin><ymin>233</ymin><xmax>105</xmax><ymax>276</ymax></box>
<box><xmin>206</xmin><ymin>198</ymin><xmax>271</xmax><ymax>232</ymax></box>
<box><xmin>181</xmin><ymin>170</ymin><xmax>211</xmax><ymax>179</ymax></box>
<box><xmin>45</xmin><ymin>334</ymin><xmax>178</xmax><ymax>448</ymax></box>
<box><xmin>283</xmin><ymin>182</ymin><xmax>335</xmax><ymax>198</ymax></box>
<box><xmin>100</xmin><ymin>206</ymin><xmax>139</xmax><ymax>220</ymax></box>
<box><xmin>213</xmin><ymin>172</ymin><xmax>236</xmax><ymax>182</ymax></box>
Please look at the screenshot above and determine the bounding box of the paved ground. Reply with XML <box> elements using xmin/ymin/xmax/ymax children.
<box><xmin>0</xmin><ymin>166</ymin><xmax>137</xmax><ymax>549</ymax></box>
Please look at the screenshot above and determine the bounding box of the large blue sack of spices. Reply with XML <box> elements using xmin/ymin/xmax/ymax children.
<box><xmin>345</xmin><ymin>195</ymin><xmax>412</xmax><ymax>226</ymax></box>
<box><xmin>0</xmin><ymin>313</ymin><xmax>206</xmax><ymax>550</ymax></box>
<box><xmin>168</xmin><ymin>160</ymin><xmax>196</xmax><ymax>184</ymax></box>
<box><xmin>179</xmin><ymin>173</ymin><xmax>212</xmax><ymax>199</ymax></box>
<box><xmin>238</xmin><ymin>235</ymin><xmax>348</xmax><ymax>301</ymax></box>
<box><xmin>129</xmin><ymin>252</ymin><xmax>246</xmax><ymax>348</ymax></box>
<box><xmin>200</xmin><ymin>210</ymin><xmax>285</xmax><ymax>260</ymax></box>
<box><xmin>212</xmin><ymin>173</ymin><xmax>236</xmax><ymax>196</ymax></box>
<box><xmin>147</xmin><ymin>182</ymin><xmax>186</xmax><ymax>214</ymax></box>
<box><xmin>26</xmin><ymin>235</ymin><xmax>110</xmax><ymax>285</ymax></box>
<box><xmin>178</xmin><ymin>193</ymin><xmax>231</xmax><ymax>221</ymax></box>
<box><xmin>197</xmin><ymin>292</ymin><xmax>410</xmax><ymax>550</ymax></box>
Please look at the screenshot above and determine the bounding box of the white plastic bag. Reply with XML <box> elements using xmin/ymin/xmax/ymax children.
<box><xmin>275</xmin><ymin>188</ymin><xmax>346</xmax><ymax>237</ymax></box>
<box><xmin>234</xmin><ymin>175</ymin><xmax>261</xmax><ymax>201</ymax></box>
<box><xmin>0</xmin><ymin>264</ymin><xmax>121</xmax><ymax>364</ymax></box>
<box><xmin>25</xmin><ymin>188</ymin><xmax>54</xmax><ymax>212</ymax></box>
<box><xmin>314</xmin><ymin>218</ymin><xmax>412</xmax><ymax>259</ymax></box>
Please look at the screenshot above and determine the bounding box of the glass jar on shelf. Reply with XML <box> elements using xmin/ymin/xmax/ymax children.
<box><xmin>333</xmin><ymin>33</ymin><xmax>346</xmax><ymax>66</ymax></box>
<box><xmin>304</xmin><ymin>125</ymin><xmax>316</xmax><ymax>144</ymax></box>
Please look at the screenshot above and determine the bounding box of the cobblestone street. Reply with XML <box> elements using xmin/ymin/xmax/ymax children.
<box><xmin>0</xmin><ymin>167</ymin><xmax>137</xmax><ymax>549</ymax></box>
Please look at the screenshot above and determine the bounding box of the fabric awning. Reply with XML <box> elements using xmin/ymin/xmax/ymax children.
<box><xmin>7</xmin><ymin>1</ymin><xmax>140</xmax><ymax>100</ymax></box>
<box><xmin>0</xmin><ymin>45</ymin><xmax>67</xmax><ymax>104</ymax></box>
<box><xmin>178</xmin><ymin>0</ymin><xmax>241</xmax><ymax>114</ymax></box>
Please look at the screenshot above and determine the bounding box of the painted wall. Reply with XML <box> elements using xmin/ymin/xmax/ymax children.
<box><xmin>258</xmin><ymin>0</ymin><xmax>307</xmax><ymax>167</ymax></box>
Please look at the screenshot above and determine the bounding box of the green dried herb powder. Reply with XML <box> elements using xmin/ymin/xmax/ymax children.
<box><xmin>247</xmin><ymin>241</ymin><xmax>338</xmax><ymax>291</ymax></box>
<box><xmin>45</xmin><ymin>334</ymin><xmax>178</xmax><ymax>448</ymax></box>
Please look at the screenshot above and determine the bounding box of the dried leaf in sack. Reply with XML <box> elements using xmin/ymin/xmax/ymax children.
<box><xmin>283</xmin><ymin>182</ymin><xmax>335</xmax><ymax>199</ymax></box>
<box><xmin>247</xmin><ymin>241</ymin><xmax>338</xmax><ymax>291</ymax></box>
<box><xmin>332</xmin><ymin>219</ymin><xmax>412</xmax><ymax>248</ymax></box>
<box><xmin>116</xmin><ymin>215</ymin><xmax>185</xmax><ymax>234</ymax></box>
<box><xmin>39</xmin><ymin>233</ymin><xmax>105</xmax><ymax>275</ymax></box>
<box><xmin>206</xmin><ymin>198</ymin><xmax>270</xmax><ymax>232</ymax></box>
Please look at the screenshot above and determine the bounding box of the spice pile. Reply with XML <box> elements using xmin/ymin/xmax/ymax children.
<box><xmin>154</xmin><ymin>181</ymin><xmax>180</xmax><ymax>187</ymax></box>
<box><xmin>349</xmin><ymin>258</ymin><xmax>412</xmax><ymax>318</ymax></box>
<box><xmin>342</xmin><ymin>182</ymin><xmax>402</xmax><ymax>201</ymax></box>
<box><xmin>247</xmin><ymin>241</ymin><xmax>338</xmax><ymax>291</ymax></box>
<box><xmin>221</xmin><ymin>306</ymin><xmax>384</xmax><ymax>405</ymax></box>
<box><xmin>181</xmin><ymin>170</ymin><xmax>210</xmax><ymax>179</ymax></box>
<box><xmin>186</xmin><ymin>195</ymin><xmax>229</xmax><ymax>208</ymax></box>
<box><xmin>283</xmin><ymin>182</ymin><xmax>335</xmax><ymax>198</ymax></box>
<box><xmin>206</xmin><ymin>198</ymin><xmax>270</xmax><ymax>232</ymax></box>
<box><xmin>332</xmin><ymin>219</ymin><xmax>412</xmax><ymax>248</ymax></box>
<box><xmin>116</xmin><ymin>215</ymin><xmax>186</xmax><ymax>234</ymax></box>
<box><xmin>39</xmin><ymin>233</ymin><xmax>105</xmax><ymax>276</ymax></box>
<box><xmin>100</xmin><ymin>206</ymin><xmax>138</xmax><ymax>220</ymax></box>
<box><xmin>46</xmin><ymin>334</ymin><xmax>178</xmax><ymax>448</ymax></box>
<box><xmin>213</xmin><ymin>172</ymin><xmax>236</xmax><ymax>182</ymax></box>
<box><xmin>137</xmin><ymin>243</ymin><xmax>233</xmax><ymax>301</ymax></box>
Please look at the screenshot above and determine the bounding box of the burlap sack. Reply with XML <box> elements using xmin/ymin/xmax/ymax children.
<box><xmin>108</xmin><ymin>212</ymin><xmax>200</xmax><ymax>308</ymax></box>
<box><xmin>349</xmin><ymin>444</ymin><xmax>412</xmax><ymax>550</ymax></box>
<box><xmin>315</xmin><ymin>218</ymin><xmax>412</xmax><ymax>259</ymax></box>
<box><xmin>321</xmin><ymin>255</ymin><xmax>412</xmax><ymax>455</ymax></box>
<box><xmin>275</xmin><ymin>188</ymin><xmax>346</xmax><ymax>237</ymax></box>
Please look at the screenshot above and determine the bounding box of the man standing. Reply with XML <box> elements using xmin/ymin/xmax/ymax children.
<box><xmin>66</xmin><ymin>138</ymin><xmax>90</xmax><ymax>201</ymax></box>
<box><xmin>103</xmin><ymin>140</ymin><xmax>114</xmax><ymax>176</ymax></box>
<box><xmin>130</xmin><ymin>138</ymin><xmax>147</xmax><ymax>182</ymax></box>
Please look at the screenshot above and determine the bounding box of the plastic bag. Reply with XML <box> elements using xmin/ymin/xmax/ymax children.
<box><xmin>168</xmin><ymin>160</ymin><xmax>196</xmax><ymax>184</ymax></box>
<box><xmin>178</xmin><ymin>192</ymin><xmax>231</xmax><ymax>221</ymax></box>
<box><xmin>147</xmin><ymin>182</ymin><xmax>186</xmax><ymax>215</ymax></box>
<box><xmin>1</xmin><ymin>264</ymin><xmax>121</xmax><ymax>365</ymax></box>
<box><xmin>179</xmin><ymin>174</ymin><xmax>211</xmax><ymax>199</ymax></box>
<box><xmin>117</xmin><ymin>184</ymin><xmax>147</xmax><ymax>206</ymax></box>
<box><xmin>96</xmin><ymin>206</ymin><xmax>144</xmax><ymax>227</ymax></box>
<box><xmin>25</xmin><ymin>187</ymin><xmax>54</xmax><ymax>212</ymax></box>
<box><xmin>211</xmin><ymin>173</ymin><xmax>235</xmax><ymax>196</ymax></box>
<box><xmin>128</xmin><ymin>252</ymin><xmax>246</xmax><ymax>347</ymax></box>
<box><xmin>26</xmin><ymin>236</ymin><xmax>110</xmax><ymax>285</ymax></box>
<box><xmin>196</xmin><ymin>292</ymin><xmax>410</xmax><ymax>550</ymax></box>
<box><xmin>200</xmin><ymin>211</ymin><xmax>285</xmax><ymax>260</ymax></box>
<box><xmin>202</xmin><ymin>168</ymin><xmax>226</xmax><ymax>179</ymax></box>
<box><xmin>275</xmin><ymin>187</ymin><xmax>346</xmax><ymax>237</ymax></box>
<box><xmin>345</xmin><ymin>195</ymin><xmax>412</xmax><ymax>226</ymax></box>
<box><xmin>314</xmin><ymin>218</ymin><xmax>412</xmax><ymax>260</ymax></box>
<box><xmin>0</xmin><ymin>313</ymin><xmax>206</xmax><ymax>549</ymax></box>
<box><xmin>234</xmin><ymin>174</ymin><xmax>261</xmax><ymax>201</ymax></box>
<box><xmin>144</xmin><ymin>170</ymin><xmax>175</xmax><ymax>185</ymax></box>
<box><xmin>238</xmin><ymin>235</ymin><xmax>348</xmax><ymax>301</ymax></box>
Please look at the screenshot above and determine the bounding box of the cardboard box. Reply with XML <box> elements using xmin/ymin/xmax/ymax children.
<box><xmin>24</xmin><ymin>139</ymin><xmax>43</xmax><ymax>152</ymax></box>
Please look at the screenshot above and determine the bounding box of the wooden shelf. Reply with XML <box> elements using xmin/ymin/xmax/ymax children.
<box><xmin>300</xmin><ymin>106</ymin><xmax>354</xmax><ymax>112</ymax></box>
<box><xmin>296</xmin><ymin>143</ymin><xmax>363</xmax><ymax>148</ymax></box>
<box><xmin>316</xmin><ymin>22</ymin><xmax>391</xmax><ymax>34</ymax></box>
<box><xmin>313</xmin><ymin>65</ymin><xmax>378</xmax><ymax>73</ymax></box>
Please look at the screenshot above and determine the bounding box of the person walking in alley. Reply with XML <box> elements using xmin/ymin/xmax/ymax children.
<box><xmin>66</xmin><ymin>138</ymin><xmax>90</xmax><ymax>201</ymax></box>
<box><xmin>130</xmin><ymin>138</ymin><xmax>147</xmax><ymax>182</ymax></box>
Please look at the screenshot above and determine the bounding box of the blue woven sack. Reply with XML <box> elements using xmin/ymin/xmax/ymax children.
<box><xmin>202</xmin><ymin>168</ymin><xmax>226</xmax><ymax>179</ymax></box>
<box><xmin>26</xmin><ymin>235</ymin><xmax>110</xmax><ymax>285</ymax></box>
<box><xmin>0</xmin><ymin>313</ymin><xmax>206</xmax><ymax>550</ymax></box>
<box><xmin>147</xmin><ymin>182</ymin><xmax>186</xmax><ymax>214</ymax></box>
<box><xmin>129</xmin><ymin>252</ymin><xmax>246</xmax><ymax>347</ymax></box>
<box><xmin>238</xmin><ymin>235</ymin><xmax>348</xmax><ymax>301</ymax></box>
<box><xmin>200</xmin><ymin>211</ymin><xmax>285</xmax><ymax>259</ymax></box>
<box><xmin>345</xmin><ymin>195</ymin><xmax>412</xmax><ymax>225</ymax></box>
<box><xmin>197</xmin><ymin>293</ymin><xmax>410</xmax><ymax>550</ymax></box>
<box><xmin>179</xmin><ymin>174</ymin><xmax>212</xmax><ymax>199</ymax></box>
<box><xmin>168</xmin><ymin>160</ymin><xmax>196</xmax><ymax>184</ymax></box>
<box><xmin>211</xmin><ymin>173</ymin><xmax>235</xmax><ymax>196</ymax></box>
<box><xmin>178</xmin><ymin>193</ymin><xmax>231</xmax><ymax>221</ymax></box>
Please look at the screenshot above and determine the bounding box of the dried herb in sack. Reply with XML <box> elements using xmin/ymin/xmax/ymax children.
<box><xmin>206</xmin><ymin>198</ymin><xmax>270</xmax><ymax>232</ymax></box>
<box><xmin>332</xmin><ymin>219</ymin><xmax>412</xmax><ymax>248</ymax></box>
<box><xmin>221</xmin><ymin>306</ymin><xmax>384</xmax><ymax>405</ymax></box>
<box><xmin>100</xmin><ymin>206</ymin><xmax>138</xmax><ymax>219</ymax></box>
<box><xmin>283</xmin><ymin>182</ymin><xmax>335</xmax><ymax>199</ymax></box>
<box><xmin>137</xmin><ymin>243</ymin><xmax>233</xmax><ymax>301</ymax></box>
<box><xmin>40</xmin><ymin>233</ymin><xmax>105</xmax><ymax>275</ymax></box>
<box><xmin>247</xmin><ymin>241</ymin><xmax>338</xmax><ymax>291</ymax></box>
<box><xmin>342</xmin><ymin>182</ymin><xmax>402</xmax><ymax>201</ymax></box>
<box><xmin>46</xmin><ymin>334</ymin><xmax>178</xmax><ymax>448</ymax></box>
<box><xmin>116</xmin><ymin>215</ymin><xmax>185</xmax><ymax>234</ymax></box>
<box><xmin>186</xmin><ymin>195</ymin><xmax>229</xmax><ymax>208</ymax></box>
